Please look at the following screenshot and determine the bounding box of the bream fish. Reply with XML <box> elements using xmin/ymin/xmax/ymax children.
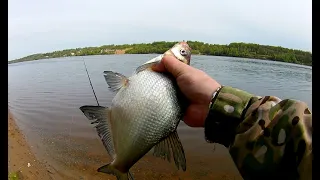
<box><xmin>80</xmin><ymin>42</ymin><xmax>192</xmax><ymax>180</ymax></box>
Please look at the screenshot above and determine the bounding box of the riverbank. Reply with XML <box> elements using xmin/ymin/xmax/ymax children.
<box><xmin>8</xmin><ymin>112</ymin><xmax>52</xmax><ymax>180</ymax></box>
<box><xmin>8</xmin><ymin>110</ymin><xmax>243</xmax><ymax>180</ymax></box>
<box><xmin>8</xmin><ymin>41</ymin><xmax>312</xmax><ymax>66</ymax></box>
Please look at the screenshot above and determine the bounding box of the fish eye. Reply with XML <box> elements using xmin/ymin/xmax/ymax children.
<box><xmin>180</xmin><ymin>49</ymin><xmax>188</xmax><ymax>56</ymax></box>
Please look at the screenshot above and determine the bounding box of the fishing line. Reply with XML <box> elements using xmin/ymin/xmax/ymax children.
<box><xmin>82</xmin><ymin>57</ymin><xmax>100</xmax><ymax>106</ymax></box>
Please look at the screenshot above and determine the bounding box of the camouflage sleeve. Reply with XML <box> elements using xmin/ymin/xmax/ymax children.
<box><xmin>204</xmin><ymin>86</ymin><xmax>312</xmax><ymax>180</ymax></box>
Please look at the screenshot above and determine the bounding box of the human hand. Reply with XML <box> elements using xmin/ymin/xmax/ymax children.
<box><xmin>152</xmin><ymin>55</ymin><xmax>221</xmax><ymax>127</ymax></box>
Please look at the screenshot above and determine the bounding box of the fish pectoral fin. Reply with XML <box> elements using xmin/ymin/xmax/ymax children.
<box><xmin>135</xmin><ymin>62</ymin><xmax>159</xmax><ymax>74</ymax></box>
<box><xmin>135</xmin><ymin>54</ymin><xmax>164</xmax><ymax>74</ymax></box>
<box><xmin>103</xmin><ymin>71</ymin><xmax>129</xmax><ymax>92</ymax></box>
<box><xmin>79</xmin><ymin>105</ymin><xmax>105</xmax><ymax>120</ymax></box>
<box><xmin>98</xmin><ymin>164</ymin><xmax>134</xmax><ymax>180</ymax></box>
<box><xmin>153</xmin><ymin>131</ymin><xmax>187</xmax><ymax>171</ymax></box>
<box><xmin>79</xmin><ymin>105</ymin><xmax>116</xmax><ymax>159</ymax></box>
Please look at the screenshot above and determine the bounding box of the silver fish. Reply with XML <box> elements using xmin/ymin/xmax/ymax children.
<box><xmin>80</xmin><ymin>42</ymin><xmax>192</xmax><ymax>180</ymax></box>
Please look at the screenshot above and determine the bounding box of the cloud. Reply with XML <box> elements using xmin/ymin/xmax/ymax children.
<box><xmin>8</xmin><ymin>0</ymin><xmax>312</xmax><ymax>60</ymax></box>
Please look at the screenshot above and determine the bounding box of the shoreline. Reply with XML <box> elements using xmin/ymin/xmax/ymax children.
<box><xmin>8</xmin><ymin>110</ymin><xmax>243</xmax><ymax>180</ymax></box>
<box><xmin>8</xmin><ymin>111</ymin><xmax>52</xmax><ymax>180</ymax></box>
<box><xmin>8</xmin><ymin>41</ymin><xmax>312</xmax><ymax>66</ymax></box>
<box><xmin>8</xmin><ymin>53</ymin><xmax>312</xmax><ymax>68</ymax></box>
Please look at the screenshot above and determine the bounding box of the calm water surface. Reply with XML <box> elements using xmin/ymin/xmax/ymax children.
<box><xmin>8</xmin><ymin>55</ymin><xmax>312</xmax><ymax>179</ymax></box>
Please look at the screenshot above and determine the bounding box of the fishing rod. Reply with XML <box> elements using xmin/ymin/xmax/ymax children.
<box><xmin>82</xmin><ymin>57</ymin><xmax>100</xmax><ymax>106</ymax></box>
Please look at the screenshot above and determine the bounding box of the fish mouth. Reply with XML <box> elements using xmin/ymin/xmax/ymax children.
<box><xmin>179</xmin><ymin>41</ymin><xmax>192</xmax><ymax>50</ymax></box>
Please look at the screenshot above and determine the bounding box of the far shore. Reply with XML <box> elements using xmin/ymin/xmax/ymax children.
<box><xmin>8</xmin><ymin>53</ymin><xmax>312</xmax><ymax>68</ymax></box>
<box><xmin>8</xmin><ymin>41</ymin><xmax>312</xmax><ymax>66</ymax></box>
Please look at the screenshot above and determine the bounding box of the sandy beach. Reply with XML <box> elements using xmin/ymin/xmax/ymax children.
<box><xmin>8</xmin><ymin>112</ymin><xmax>52</xmax><ymax>180</ymax></box>
<box><xmin>8</xmin><ymin>110</ymin><xmax>242</xmax><ymax>180</ymax></box>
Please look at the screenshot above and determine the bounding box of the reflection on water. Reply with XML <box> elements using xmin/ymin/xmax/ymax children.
<box><xmin>8</xmin><ymin>55</ymin><xmax>312</xmax><ymax>179</ymax></box>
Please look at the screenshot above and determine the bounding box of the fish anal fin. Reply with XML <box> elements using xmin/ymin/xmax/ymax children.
<box><xmin>153</xmin><ymin>137</ymin><xmax>171</xmax><ymax>162</ymax></box>
<box><xmin>79</xmin><ymin>105</ymin><xmax>116</xmax><ymax>159</ymax></box>
<box><xmin>103</xmin><ymin>71</ymin><xmax>129</xmax><ymax>92</ymax></box>
<box><xmin>98</xmin><ymin>163</ymin><xmax>134</xmax><ymax>180</ymax></box>
<box><xmin>153</xmin><ymin>131</ymin><xmax>186</xmax><ymax>171</ymax></box>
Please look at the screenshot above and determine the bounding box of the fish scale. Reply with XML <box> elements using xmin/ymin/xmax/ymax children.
<box><xmin>108</xmin><ymin>70</ymin><xmax>181</xmax><ymax>172</ymax></box>
<box><xmin>79</xmin><ymin>41</ymin><xmax>192</xmax><ymax>180</ymax></box>
<box><xmin>112</xmin><ymin>71</ymin><xmax>179</xmax><ymax>142</ymax></box>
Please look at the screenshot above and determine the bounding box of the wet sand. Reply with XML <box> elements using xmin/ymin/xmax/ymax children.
<box><xmin>9</xmin><ymin>110</ymin><xmax>243</xmax><ymax>180</ymax></box>
<box><xmin>8</xmin><ymin>111</ymin><xmax>52</xmax><ymax>180</ymax></box>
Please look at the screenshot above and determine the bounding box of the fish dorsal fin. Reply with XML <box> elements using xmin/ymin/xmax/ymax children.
<box><xmin>153</xmin><ymin>131</ymin><xmax>186</xmax><ymax>171</ymax></box>
<box><xmin>79</xmin><ymin>105</ymin><xmax>116</xmax><ymax>160</ymax></box>
<box><xmin>135</xmin><ymin>54</ymin><xmax>164</xmax><ymax>74</ymax></box>
<box><xmin>104</xmin><ymin>71</ymin><xmax>129</xmax><ymax>92</ymax></box>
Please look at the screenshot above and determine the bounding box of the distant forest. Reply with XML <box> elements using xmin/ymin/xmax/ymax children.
<box><xmin>9</xmin><ymin>41</ymin><xmax>312</xmax><ymax>66</ymax></box>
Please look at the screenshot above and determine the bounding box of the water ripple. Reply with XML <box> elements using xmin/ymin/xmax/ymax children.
<box><xmin>8</xmin><ymin>55</ymin><xmax>312</xmax><ymax>178</ymax></box>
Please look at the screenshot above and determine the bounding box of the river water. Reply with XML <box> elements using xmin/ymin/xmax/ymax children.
<box><xmin>8</xmin><ymin>55</ymin><xmax>312</xmax><ymax>179</ymax></box>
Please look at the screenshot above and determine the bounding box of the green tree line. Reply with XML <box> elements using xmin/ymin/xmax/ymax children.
<box><xmin>8</xmin><ymin>41</ymin><xmax>312</xmax><ymax>66</ymax></box>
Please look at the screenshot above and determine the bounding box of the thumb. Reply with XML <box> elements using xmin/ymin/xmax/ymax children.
<box><xmin>152</xmin><ymin>55</ymin><xmax>191</xmax><ymax>78</ymax></box>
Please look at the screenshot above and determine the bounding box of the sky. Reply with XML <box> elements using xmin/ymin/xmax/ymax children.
<box><xmin>8</xmin><ymin>0</ymin><xmax>312</xmax><ymax>60</ymax></box>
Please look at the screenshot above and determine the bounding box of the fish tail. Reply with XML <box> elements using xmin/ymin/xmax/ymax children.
<box><xmin>98</xmin><ymin>163</ymin><xmax>134</xmax><ymax>180</ymax></box>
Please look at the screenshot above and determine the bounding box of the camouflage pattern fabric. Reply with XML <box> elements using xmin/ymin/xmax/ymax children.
<box><xmin>205</xmin><ymin>86</ymin><xmax>312</xmax><ymax>180</ymax></box>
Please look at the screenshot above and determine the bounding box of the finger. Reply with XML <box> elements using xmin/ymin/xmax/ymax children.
<box><xmin>183</xmin><ymin>104</ymin><xmax>208</xmax><ymax>127</ymax></box>
<box><xmin>153</xmin><ymin>55</ymin><xmax>191</xmax><ymax>78</ymax></box>
<box><xmin>151</xmin><ymin>59</ymin><xmax>166</xmax><ymax>72</ymax></box>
